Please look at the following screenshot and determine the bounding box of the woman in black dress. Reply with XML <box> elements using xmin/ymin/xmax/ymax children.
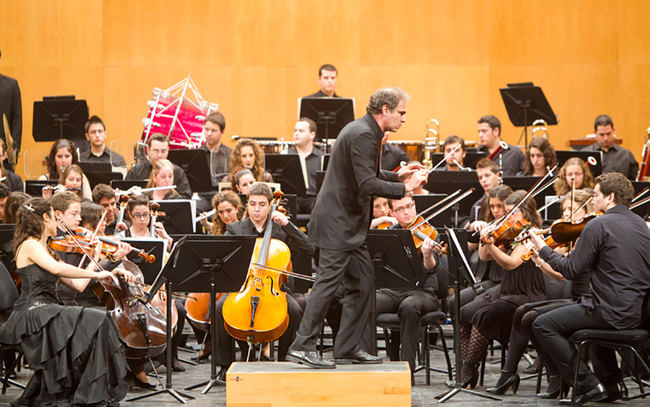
<box><xmin>0</xmin><ymin>197</ymin><xmax>134</xmax><ymax>406</ymax></box>
<box><xmin>458</xmin><ymin>190</ymin><xmax>546</xmax><ymax>388</ymax></box>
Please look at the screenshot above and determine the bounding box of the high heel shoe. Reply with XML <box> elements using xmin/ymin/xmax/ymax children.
<box><xmin>460</xmin><ymin>364</ymin><xmax>479</xmax><ymax>389</ymax></box>
<box><xmin>486</xmin><ymin>372</ymin><xmax>520</xmax><ymax>395</ymax></box>
<box><xmin>536</xmin><ymin>375</ymin><xmax>562</xmax><ymax>399</ymax></box>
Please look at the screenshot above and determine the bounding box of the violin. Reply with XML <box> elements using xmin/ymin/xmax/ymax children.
<box><xmin>222</xmin><ymin>191</ymin><xmax>291</xmax><ymax>344</ymax></box>
<box><xmin>49</xmin><ymin>227</ymin><xmax>156</xmax><ymax>263</ymax></box>
<box><xmin>548</xmin><ymin>211</ymin><xmax>603</xmax><ymax>244</ymax></box>
<box><xmin>378</xmin><ymin>216</ymin><xmax>447</xmax><ymax>254</ymax></box>
<box><xmin>481</xmin><ymin>217</ymin><xmax>531</xmax><ymax>247</ymax></box>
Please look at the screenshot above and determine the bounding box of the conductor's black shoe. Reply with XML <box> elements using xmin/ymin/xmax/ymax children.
<box><xmin>559</xmin><ymin>383</ymin><xmax>606</xmax><ymax>406</ymax></box>
<box><xmin>335</xmin><ymin>350</ymin><xmax>382</xmax><ymax>365</ymax></box>
<box><xmin>286</xmin><ymin>349</ymin><xmax>335</xmax><ymax>369</ymax></box>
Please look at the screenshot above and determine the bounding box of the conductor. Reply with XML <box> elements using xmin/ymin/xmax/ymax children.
<box><xmin>287</xmin><ymin>88</ymin><xmax>428</xmax><ymax>368</ymax></box>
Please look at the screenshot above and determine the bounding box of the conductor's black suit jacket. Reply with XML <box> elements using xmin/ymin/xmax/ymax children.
<box><xmin>308</xmin><ymin>113</ymin><xmax>405</xmax><ymax>251</ymax></box>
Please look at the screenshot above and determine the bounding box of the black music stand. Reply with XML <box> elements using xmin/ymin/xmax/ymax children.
<box><xmin>139</xmin><ymin>235</ymin><xmax>256</xmax><ymax>402</ymax></box>
<box><xmin>413</xmin><ymin>194</ymin><xmax>452</xmax><ymax>228</ymax></box>
<box><xmin>426</xmin><ymin>171</ymin><xmax>483</xmax><ymax>221</ymax></box>
<box><xmin>167</xmin><ymin>149</ymin><xmax>213</xmax><ymax>192</ymax></box>
<box><xmin>78</xmin><ymin>162</ymin><xmax>123</xmax><ymax>190</ymax></box>
<box><xmin>298</xmin><ymin>97</ymin><xmax>354</xmax><ymax>152</ymax></box>
<box><xmin>24</xmin><ymin>180</ymin><xmax>58</xmax><ymax>197</ymax></box>
<box><xmin>556</xmin><ymin>150</ymin><xmax>603</xmax><ymax>177</ymax></box>
<box><xmin>499</xmin><ymin>83</ymin><xmax>557</xmax><ymax>153</ymax></box>
<box><xmin>119</xmin><ymin>238</ymin><xmax>166</xmax><ymax>282</ymax></box>
<box><xmin>154</xmin><ymin>200</ymin><xmax>195</xmax><ymax>234</ymax></box>
<box><xmin>365</xmin><ymin>229</ymin><xmax>426</xmax><ymax>354</ymax></box>
<box><xmin>501</xmin><ymin>176</ymin><xmax>545</xmax><ymax>207</ymax></box>
<box><xmin>32</xmin><ymin>96</ymin><xmax>89</xmax><ymax>144</ymax></box>
<box><xmin>436</xmin><ymin>228</ymin><xmax>500</xmax><ymax>403</ymax></box>
<box><xmin>264</xmin><ymin>154</ymin><xmax>307</xmax><ymax>196</ymax></box>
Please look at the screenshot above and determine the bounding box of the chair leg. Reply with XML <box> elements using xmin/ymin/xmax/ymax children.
<box><xmin>570</xmin><ymin>341</ymin><xmax>587</xmax><ymax>405</ymax></box>
<box><xmin>423</xmin><ymin>326</ymin><xmax>430</xmax><ymax>386</ymax></box>
<box><xmin>437</xmin><ymin>325</ymin><xmax>453</xmax><ymax>381</ymax></box>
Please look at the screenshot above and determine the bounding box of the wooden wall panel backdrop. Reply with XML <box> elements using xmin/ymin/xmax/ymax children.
<box><xmin>1</xmin><ymin>0</ymin><xmax>649</xmax><ymax>180</ymax></box>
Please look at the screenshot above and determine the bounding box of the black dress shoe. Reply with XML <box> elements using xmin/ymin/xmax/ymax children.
<box><xmin>559</xmin><ymin>383</ymin><xmax>606</xmax><ymax>406</ymax></box>
<box><xmin>486</xmin><ymin>372</ymin><xmax>520</xmax><ymax>395</ymax></box>
<box><xmin>335</xmin><ymin>350</ymin><xmax>382</xmax><ymax>365</ymax></box>
<box><xmin>286</xmin><ymin>349</ymin><xmax>335</xmax><ymax>369</ymax></box>
<box><xmin>133</xmin><ymin>380</ymin><xmax>157</xmax><ymax>390</ymax></box>
<box><xmin>537</xmin><ymin>375</ymin><xmax>562</xmax><ymax>399</ymax></box>
<box><xmin>172</xmin><ymin>360</ymin><xmax>186</xmax><ymax>372</ymax></box>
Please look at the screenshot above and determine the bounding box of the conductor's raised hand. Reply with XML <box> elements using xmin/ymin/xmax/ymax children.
<box><xmin>403</xmin><ymin>169</ymin><xmax>428</xmax><ymax>193</ymax></box>
<box><xmin>397</xmin><ymin>162</ymin><xmax>426</xmax><ymax>182</ymax></box>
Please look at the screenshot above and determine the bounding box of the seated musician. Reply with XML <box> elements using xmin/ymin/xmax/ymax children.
<box><xmin>380</xmin><ymin>131</ymin><xmax>409</xmax><ymax>171</ymax></box>
<box><xmin>0</xmin><ymin>183</ymin><xmax>8</xmax><ymax>223</ymax></box>
<box><xmin>476</xmin><ymin>115</ymin><xmax>525</xmax><ymax>176</ymax></box>
<box><xmin>146</xmin><ymin>158</ymin><xmax>182</xmax><ymax>201</ymax></box>
<box><xmin>123</xmin><ymin>194</ymin><xmax>173</xmax><ymax>249</ymax></box>
<box><xmin>582</xmin><ymin>114</ymin><xmax>638</xmax><ymax>180</ymax></box>
<box><xmin>92</xmin><ymin>183</ymin><xmax>123</xmax><ymax>235</ymax></box>
<box><xmin>213</xmin><ymin>183</ymin><xmax>314</xmax><ymax>379</ymax></box>
<box><xmin>554</xmin><ymin>157</ymin><xmax>595</xmax><ymax>195</ymax></box>
<box><xmin>307</xmin><ymin>63</ymin><xmax>340</xmax><ymax>98</ymax></box>
<box><xmin>488</xmin><ymin>189</ymin><xmax>594</xmax><ymax>397</ymax></box>
<box><xmin>39</xmin><ymin>138</ymin><xmax>92</xmax><ymax>198</ymax></box>
<box><xmin>520</xmin><ymin>137</ymin><xmax>556</xmax><ymax>176</ymax></box>
<box><xmin>3</xmin><ymin>190</ymin><xmax>29</xmax><ymax>224</ymax></box>
<box><xmin>200</xmin><ymin>112</ymin><xmax>232</xmax><ymax>185</ymax></box>
<box><xmin>224</xmin><ymin>138</ymin><xmax>273</xmax><ymax>185</ymax></box>
<box><xmin>438</xmin><ymin>135</ymin><xmax>470</xmax><ymax>171</ymax></box>
<box><xmin>375</xmin><ymin>193</ymin><xmax>443</xmax><ymax>377</ymax></box>
<box><xmin>370</xmin><ymin>196</ymin><xmax>397</xmax><ymax>228</ymax></box>
<box><xmin>125</xmin><ymin>133</ymin><xmax>192</xmax><ymax>198</ymax></box>
<box><xmin>231</xmin><ymin>168</ymin><xmax>256</xmax><ymax>194</ymax></box>
<box><xmin>458</xmin><ymin>190</ymin><xmax>546</xmax><ymax>389</ymax></box>
<box><xmin>0</xmin><ymin>138</ymin><xmax>23</xmax><ymax>191</ymax></box>
<box><xmin>466</xmin><ymin>158</ymin><xmax>501</xmax><ymax>225</ymax></box>
<box><xmin>60</xmin><ymin>164</ymin><xmax>91</xmax><ymax>200</ymax></box>
<box><xmin>288</xmin><ymin>117</ymin><xmax>323</xmax><ymax>213</ymax></box>
<box><xmin>79</xmin><ymin>115</ymin><xmax>127</xmax><ymax>171</ymax></box>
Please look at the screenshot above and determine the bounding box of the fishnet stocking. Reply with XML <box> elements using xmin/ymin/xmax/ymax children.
<box><xmin>459</xmin><ymin>325</ymin><xmax>489</xmax><ymax>386</ymax></box>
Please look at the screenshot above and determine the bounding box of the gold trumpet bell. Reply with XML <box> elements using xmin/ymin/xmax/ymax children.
<box><xmin>423</xmin><ymin>118</ymin><xmax>440</xmax><ymax>169</ymax></box>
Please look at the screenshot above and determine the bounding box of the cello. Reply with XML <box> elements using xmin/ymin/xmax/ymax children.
<box><xmin>222</xmin><ymin>191</ymin><xmax>291</xmax><ymax>344</ymax></box>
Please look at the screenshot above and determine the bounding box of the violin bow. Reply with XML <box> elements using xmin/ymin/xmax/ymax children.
<box><xmin>410</xmin><ymin>187</ymin><xmax>476</xmax><ymax>230</ymax></box>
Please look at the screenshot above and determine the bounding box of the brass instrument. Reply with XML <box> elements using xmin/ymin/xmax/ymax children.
<box><xmin>637</xmin><ymin>123</ymin><xmax>650</xmax><ymax>181</ymax></box>
<box><xmin>531</xmin><ymin>119</ymin><xmax>549</xmax><ymax>139</ymax></box>
<box><xmin>422</xmin><ymin>118</ymin><xmax>439</xmax><ymax>168</ymax></box>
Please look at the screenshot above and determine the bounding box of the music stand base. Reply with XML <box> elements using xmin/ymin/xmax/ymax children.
<box><xmin>435</xmin><ymin>387</ymin><xmax>501</xmax><ymax>403</ymax></box>
<box><xmin>127</xmin><ymin>387</ymin><xmax>195</xmax><ymax>404</ymax></box>
<box><xmin>184</xmin><ymin>377</ymin><xmax>226</xmax><ymax>392</ymax></box>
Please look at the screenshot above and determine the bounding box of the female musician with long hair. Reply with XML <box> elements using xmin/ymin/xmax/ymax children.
<box><xmin>0</xmin><ymin>198</ymin><xmax>133</xmax><ymax>406</ymax></box>
<box><xmin>226</xmin><ymin>139</ymin><xmax>273</xmax><ymax>184</ymax></box>
<box><xmin>458</xmin><ymin>190</ymin><xmax>546</xmax><ymax>388</ymax></box>
<box><xmin>146</xmin><ymin>159</ymin><xmax>181</xmax><ymax>201</ymax></box>
<box><xmin>39</xmin><ymin>138</ymin><xmax>92</xmax><ymax>198</ymax></box>
<box><xmin>201</xmin><ymin>190</ymin><xmax>244</xmax><ymax>235</ymax></box>
<box><xmin>124</xmin><ymin>194</ymin><xmax>173</xmax><ymax>248</ymax></box>
<box><xmin>554</xmin><ymin>157</ymin><xmax>595</xmax><ymax>195</ymax></box>
<box><xmin>522</xmin><ymin>137</ymin><xmax>556</xmax><ymax>176</ymax></box>
<box><xmin>231</xmin><ymin>168</ymin><xmax>256</xmax><ymax>194</ymax></box>
<box><xmin>58</xmin><ymin>164</ymin><xmax>92</xmax><ymax>200</ymax></box>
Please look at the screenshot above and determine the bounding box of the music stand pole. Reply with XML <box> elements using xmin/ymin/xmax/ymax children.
<box><xmin>435</xmin><ymin>229</ymin><xmax>500</xmax><ymax>403</ymax></box>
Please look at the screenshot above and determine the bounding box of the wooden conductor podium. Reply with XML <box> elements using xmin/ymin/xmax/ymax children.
<box><xmin>226</xmin><ymin>361</ymin><xmax>411</xmax><ymax>407</ymax></box>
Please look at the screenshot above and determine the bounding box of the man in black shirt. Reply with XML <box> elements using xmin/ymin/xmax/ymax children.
<box><xmin>288</xmin><ymin>117</ymin><xmax>323</xmax><ymax>213</ymax></box>
<box><xmin>125</xmin><ymin>133</ymin><xmax>192</xmax><ymax>198</ymax></box>
<box><xmin>199</xmin><ymin>112</ymin><xmax>231</xmax><ymax>186</ymax></box>
<box><xmin>307</xmin><ymin>64</ymin><xmax>340</xmax><ymax>98</ymax></box>
<box><xmin>582</xmin><ymin>114</ymin><xmax>638</xmax><ymax>180</ymax></box>
<box><xmin>529</xmin><ymin>172</ymin><xmax>650</xmax><ymax>404</ymax></box>
<box><xmin>476</xmin><ymin>115</ymin><xmax>525</xmax><ymax>177</ymax></box>
<box><xmin>79</xmin><ymin>115</ymin><xmax>127</xmax><ymax>171</ymax></box>
<box><xmin>0</xmin><ymin>49</ymin><xmax>21</xmax><ymax>170</ymax></box>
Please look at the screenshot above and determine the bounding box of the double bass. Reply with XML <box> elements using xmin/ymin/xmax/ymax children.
<box><xmin>222</xmin><ymin>191</ymin><xmax>291</xmax><ymax>344</ymax></box>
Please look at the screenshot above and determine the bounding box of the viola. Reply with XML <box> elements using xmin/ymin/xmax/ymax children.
<box><xmin>222</xmin><ymin>191</ymin><xmax>291</xmax><ymax>344</ymax></box>
<box><xmin>548</xmin><ymin>211</ymin><xmax>603</xmax><ymax>244</ymax></box>
<box><xmin>378</xmin><ymin>216</ymin><xmax>447</xmax><ymax>254</ymax></box>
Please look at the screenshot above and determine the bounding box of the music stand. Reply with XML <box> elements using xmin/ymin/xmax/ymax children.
<box><xmin>154</xmin><ymin>199</ymin><xmax>195</xmax><ymax>234</ymax></box>
<box><xmin>264</xmin><ymin>154</ymin><xmax>307</xmax><ymax>196</ymax></box>
<box><xmin>298</xmin><ymin>97</ymin><xmax>355</xmax><ymax>152</ymax></box>
<box><xmin>413</xmin><ymin>194</ymin><xmax>452</xmax><ymax>228</ymax></box>
<box><xmin>24</xmin><ymin>180</ymin><xmax>58</xmax><ymax>197</ymax></box>
<box><xmin>32</xmin><ymin>96</ymin><xmax>89</xmax><ymax>143</ymax></box>
<box><xmin>365</xmin><ymin>229</ymin><xmax>427</xmax><ymax>354</ymax></box>
<box><xmin>501</xmin><ymin>176</ymin><xmax>545</xmax><ymax>208</ymax></box>
<box><xmin>556</xmin><ymin>150</ymin><xmax>603</xmax><ymax>177</ymax></box>
<box><xmin>167</xmin><ymin>149</ymin><xmax>213</xmax><ymax>192</ymax></box>
<box><xmin>138</xmin><ymin>235</ymin><xmax>256</xmax><ymax>402</ymax></box>
<box><xmin>499</xmin><ymin>82</ymin><xmax>557</xmax><ymax>153</ymax></box>
<box><xmin>78</xmin><ymin>162</ymin><xmax>123</xmax><ymax>190</ymax></box>
<box><xmin>436</xmin><ymin>228</ymin><xmax>500</xmax><ymax>403</ymax></box>
<box><xmin>119</xmin><ymin>237</ymin><xmax>166</xmax><ymax>282</ymax></box>
<box><xmin>425</xmin><ymin>171</ymin><xmax>483</xmax><ymax>219</ymax></box>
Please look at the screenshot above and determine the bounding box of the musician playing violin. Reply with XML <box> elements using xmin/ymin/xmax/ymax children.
<box><xmin>554</xmin><ymin>157</ymin><xmax>596</xmax><ymax>196</ymax></box>
<box><xmin>528</xmin><ymin>172</ymin><xmax>650</xmax><ymax>404</ymax></box>
<box><xmin>124</xmin><ymin>194</ymin><xmax>173</xmax><ymax>249</ymax></box>
<box><xmin>213</xmin><ymin>183</ymin><xmax>314</xmax><ymax>379</ymax></box>
<box><xmin>467</xmin><ymin>158</ymin><xmax>501</xmax><ymax>226</ymax></box>
<box><xmin>0</xmin><ymin>198</ymin><xmax>133</xmax><ymax>406</ymax></box>
<box><xmin>92</xmin><ymin>183</ymin><xmax>122</xmax><ymax>235</ymax></box>
<box><xmin>458</xmin><ymin>190</ymin><xmax>546</xmax><ymax>388</ymax></box>
<box><xmin>487</xmin><ymin>189</ymin><xmax>594</xmax><ymax>397</ymax></box>
<box><xmin>375</xmin><ymin>193</ymin><xmax>443</xmax><ymax>377</ymax></box>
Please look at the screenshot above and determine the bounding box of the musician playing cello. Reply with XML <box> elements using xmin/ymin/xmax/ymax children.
<box><xmin>528</xmin><ymin>172</ymin><xmax>650</xmax><ymax>404</ymax></box>
<box><xmin>287</xmin><ymin>88</ymin><xmax>428</xmax><ymax>368</ymax></box>
<box><xmin>213</xmin><ymin>183</ymin><xmax>314</xmax><ymax>379</ymax></box>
